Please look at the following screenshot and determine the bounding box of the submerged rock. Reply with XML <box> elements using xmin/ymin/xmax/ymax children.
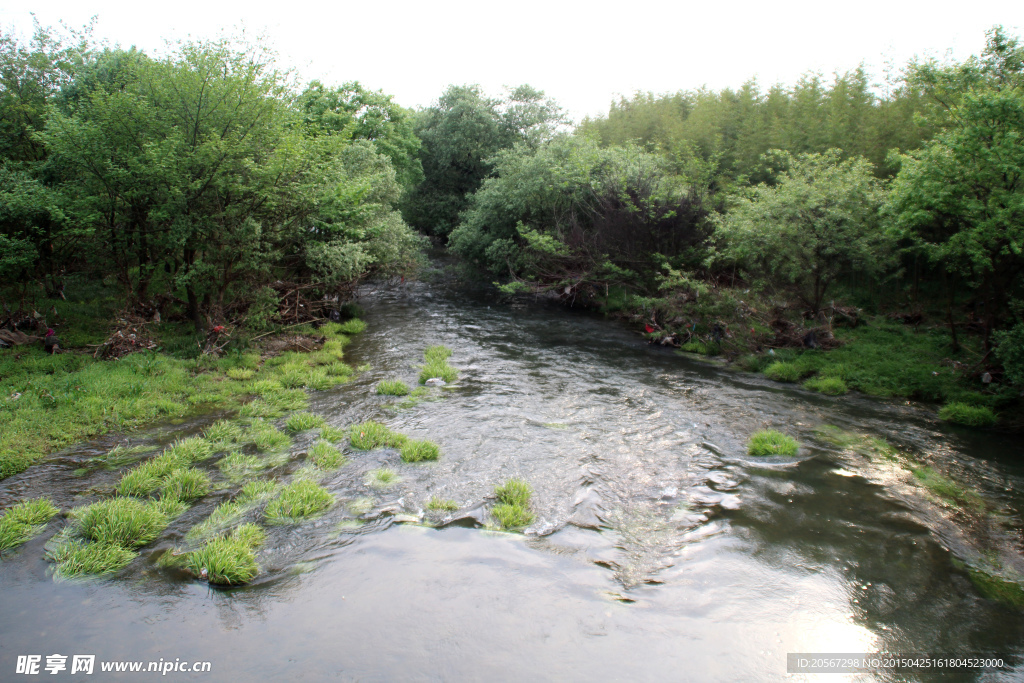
<box><xmin>424</xmin><ymin>378</ymin><xmax>447</xmax><ymax>387</ymax></box>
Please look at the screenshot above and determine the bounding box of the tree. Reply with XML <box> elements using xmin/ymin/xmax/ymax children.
<box><xmin>888</xmin><ymin>26</ymin><xmax>1024</xmax><ymax>349</ymax></box>
<box><xmin>403</xmin><ymin>84</ymin><xmax>566</xmax><ymax>236</ymax></box>
<box><xmin>717</xmin><ymin>150</ymin><xmax>892</xmax><ymax>315</ymax></box>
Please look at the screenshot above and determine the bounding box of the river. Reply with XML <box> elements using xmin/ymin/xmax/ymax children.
<box><xmin>2</xmin><ymin>276</ymin><xmax>1023</xmax><ymax>681</ymax></box>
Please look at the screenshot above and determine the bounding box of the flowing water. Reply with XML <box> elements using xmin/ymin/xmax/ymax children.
<box><xmin>2</xmin><ymin>276</ymin><xmax>1024</xmax><ymax>681</ymax></box>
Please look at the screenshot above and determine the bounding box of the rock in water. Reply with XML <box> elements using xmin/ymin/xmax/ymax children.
<box><xmin>425</xmin><ymin>378</ymin><xmax>447</xmax><ymax>387</ymax></box>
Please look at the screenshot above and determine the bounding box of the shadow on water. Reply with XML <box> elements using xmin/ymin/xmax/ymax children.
<box><xmin>2</xmin><ymin>276</ymin><xmax>1024</xmax><ymax>681</ymax></box>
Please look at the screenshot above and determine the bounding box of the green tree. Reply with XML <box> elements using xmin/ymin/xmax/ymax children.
<box><xmin>717</xmin><ymin>150</ymin><xmax>892</xmax><ymax>315</ymax></box>
<box><xmin>888</xmin><ymin>26</ymin><xmax>1024</xmax><ymax>349</ymax></box>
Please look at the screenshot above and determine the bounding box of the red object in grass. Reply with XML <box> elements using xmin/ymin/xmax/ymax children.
<box><xmin>644</xmin><ymin>324</ymin><xmax>655</xmax><ymax>333</ymax></box>
<box><xmin>212</xmin><ymin>325</ymin><xmax>225</xmax><ymax>333</ymax></box>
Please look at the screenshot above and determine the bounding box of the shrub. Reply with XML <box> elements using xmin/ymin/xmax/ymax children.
<box><xmin>938</xmin><ymin>403</ymin><xmax>997</xmax><ymax>428</ymax></box>
<box><xmin>400</xmin><ymin>439</ymin><xmax>440</xmax><ymax>463</ymax></box>
<box><xmin>748</xmin><ymin>430</ymin><xmax>799</xmax><ymax>456</ymax></box>
<box><xmin>377</xmin><ymin>380</ymin><xmax>411</xmax><ymax>396</ymax></box>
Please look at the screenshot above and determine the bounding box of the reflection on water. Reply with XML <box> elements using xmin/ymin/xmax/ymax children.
<box><xmin>2</xmin><ymin>278</ymin><xmax>1023</xmax><ymax>681</ymax></box>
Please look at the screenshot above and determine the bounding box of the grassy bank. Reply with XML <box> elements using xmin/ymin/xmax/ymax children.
<box><xmin>0</xmin><ymin>300</ymin><xmax>366</xmax><ymax>480</ymax></box>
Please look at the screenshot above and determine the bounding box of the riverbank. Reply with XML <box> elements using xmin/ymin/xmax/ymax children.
<box><xmin>0</xmin><ymin>302</ymin><xmax>367</xmax><ymax>480</ymax></box>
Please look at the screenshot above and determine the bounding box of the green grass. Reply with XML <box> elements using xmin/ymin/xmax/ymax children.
<box><xmin>349</xmin><ymin>421</ymin><xmax>407</xmax><ymax>450</ymax></box>
<box><xmin>427</xmin><ymin>496</ymin><xmax>459</xmax><ymax>512</ymax></box>
<box><xmin>238</xmin><ymin>479</ymin><xmax>280</xmax><ymax>503</ymax></box>
<box><xmin>74</xmin><ymin>498</ymin><xmax>170</xmax><ymax>549</ymax></box>
<box><xmin>491</xmin><ymin>503</ymin><xmax>535</xmax><ymax>529</ymax></box>
<box><xmin>814</xmin><ymin>426</ymin><xmax>899</xmax><ymax>461</ymax></box>
<box><xmin>51</xmin><ymin>540</ymin><xmax>137</xmax><ymax>577</ymax></box>
<box><xmin>319</xmin><ymin>425</ymin><xmax>346</xmax><ymax>442</ymax></box>
<box><xmin>309</xmin><ymin>440</ymin><xmax>346</xmax><ymax>469</ymax></box>
<box><xmin>337</xmin><ymin>319</ymin><xmax>367</xmax><ymax>335</ymax></box>
<box><xmin>495</xmin><ymin>479</ymin><xmax>532</xmax><ymax>507</ymax></box>
<box><xmin>248</xmin><ymin>419</ymin><xmax>291</xmax><ymax>452</ymax></box>
<box><xmin>265</xmin><ymin>480</ymin><xmax>333</xmax><ymax>523</ymax></box>
<box><xmin>367</xmin><ymin>467</ymin><xmax>399</xmax><ymax>487</ymax></box>
<box><xmin>418</xmin><ymin>345</ymin><xmax>458</xmax><ymax>384</ymax></box>
<box><xmin>912</xmin><ymin>466</ymin><xmax>986</xmax><ymax>511</ymax></box>
<box><xmin>392</xmin><ymin>387</ymin><xmax>433</xmax><ymax>410</ymax></box>
<box><xmin>491</xmin><ymin>479</ymin><xmax>534</xmax><ymax>530</ymax></box>
<box><xmin>377</xmin><ymin>379</ymin><xmax>411</xmax><ymax>396</ymax></box>
<box><xmin>161</xmin><ymin>467</ymin><xmax>211</xmax><ymax>502</ymax></box>
<box><xmin>0</xmin><ymin>498</ymin><xmax>59</xmax><ymax>551</ymax></box>
<box><xmin>748</xmin><ymin>430</ymin><xmax>799</xmax><ymax>456</ymax></box>
<box><xmin>204</xmin><ymin>420</ymin><xmax>246</xmax><ymax>449</ymax></box>
<box><xmin>678</xmin><ymin>340</ymin><xmax>720</xmax><ymax>356</ymax></box>
<box><xmin>218</xmin><ymin>452</ymin><xmax>267</xmax><ymax>480</ymax></box>
<box><xmin>184</xmin><ymin>525</ymin><xmax>263</xmax><ymax>585</ymax></box>
<box><xmin>116</xmin><ymin>454</ymin><xmax>182</xmax><ymax>497</ymax></box>
<box><xmin>424</xmin><ymin>345</ymin><xmax>452</xmax><ymax>362</ymax></box>
<box><xmin>285</xmin><ymin>411</ymin><xmax>327</xmax><ymax>433</ymax></box>
<box><xmin>803</xmin><ymin>376</ymin><xmax>849</xmax><ymax>395</ymax></box>
<box><xmin>400</xmin><ymin>439</ymin><xmax>441</xmax><ymax>463</ymax></box>
<box><xmin>938</xmin><ymin>402</ymin><xmax>997</xmax><ymax>427</ymax></box>
<box><xmin>226</xmin><ymin>368</ymin><xmax>255</xmax><ymax>381</ymax></box>
<box><xmin>763</xmin><ymin>361</ymin><xmax>807</xmax><ymax>383</ymax></box>
<box><xmin>163</xmin><ymin>436</ymin><xmax>215</xmax><ymax>463</ymax></box>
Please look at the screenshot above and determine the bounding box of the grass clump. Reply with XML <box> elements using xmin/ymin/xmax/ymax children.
<box><xmin>226</xmin><ymin>368</ymin><xmax>255</xmax><ymax>381</ymax></box>
<box><xmin>116</xmin><ymin>454</ymin><xmax>182</xmax><ymax>497</ymax></box>
<box><xmin>427</xmin><ymin>496</ymin><xmax>459</xmax><ymax>512</ymax></box>
<box><xmin>419</xmin><ymin>345</ymin><xmax>458</xmax><ymax>384</ymax></box>
<box><xmin>763</xmin><ymin>361</ymin><xmax>807</xmax><ymax>383</ymax></box>
<box><xmin>424</xmin><ymin>345</ymin><xmax>452</xmax><ymax>362</ymax></box>
<box><xmin>349</xmin><ymin>421</ymin><xmax>407</xmax><ymax>450</ymax></box>
<box><xmin>367</xmin><ymin>467</ymin><xmax>399</xmax><ymax>488</ymax></box>
<box><xmin>248</xmin><ymin>419</ymin><xmax>291</xmax><ymax>452</ymax></box>
<box><xmin>265</xmin><ymin>480</ymin><xmax>333</xmax><ymax>523</ymax></box>
<box><xmin>401</xmin><ymin>439</ymin><xmax>440</xmax><ymax>463</ymax></box>
<box><xmin>0</xmin><ymin>498</ymin><xmax>59</xmax><ymax>551</ymax></box>
<box><xmin>161</xmin><ymin>468</ymin><xmax>211</xmax><ymax>502</ymax></box>
<box><xmin>938</xmin><ymin>402</ymin><xmax>997</xmax><ymax>428</ymax></box>
<box><xmin>286</xmin><ymin>411</ymin><xmax>327</xmax><ymax>433</ymax></box>
<box><xmin>51</xmin><ymin>540</ymin><xmax>137</xmax><ymax>577</ymax></box>
<box><xmin>747</xmin><ymin>430</ymin><xmax>799</xmax><ymax>456</ymax></box>
<box><xmin>204</xmin><ymin>420</ymin><xmax>246</xmax><ymax>449</ymax></box>
<box><xmin>185</xmin><ymin>525</ymin><xmax>263</xmax><ymax>585</ymax></box>
<box><xmin>491</xmin><ymin>479</ymin><xmax>534</xmax><ymax>530</ymax></box>
<box><xmin>238</xmin><ymin>479</ymin><xmax>279</xmax><ymax>503</ymax></box>
<box><xmin>804</xmin><ymin>376</ymin><xmax>849</xmax><ymax>395</ymax></box>
<box><xmin>75</xmin><ymin>498</ymin><xmax>170</xmax><ymax>548</ymax></box>
<box><xmin>309</xmin><ymin>440</ymin><xmax>346</xmax><ymax>469</ymax></box>
<box><xmin>814</xmin><ymin>426</ymin><xmax>899</xmax><ymax>461</ymax></box>
<box><xmin>377</xmin><ymin>379</ymin><xmax>411</xmax><ymax>396</ymax></box>
<box><xmin>319</xmin><ymin>425</ymin><xmax>346</xmax><ymax>442</ymax></box>
<box><xmin>218</xmin><ymin>452</ymin><xmax>267</xmax><ymax>480</ymax></box>
<box><xmin>336</xmin><ymin>319</ymin><xmax>367</xmax><ymax>335</ymax></box>
<box><xmin>163</xmin><ymin>436</ymin><xmax>215</xmax><ymax>463</ymax></box>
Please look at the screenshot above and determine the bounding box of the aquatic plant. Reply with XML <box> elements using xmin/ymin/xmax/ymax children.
<box><xmin>401</xmin><ymin>439</ymin><xmax>441</xmax><ymax>463</ymax></box>
<box><xmin>912</xmin><ymin>466</ymin><xmax>986</xmax><ymax>511</ymax></box>
<box><xmin>248</xmin><ymin>419</ymin><xmax>291</xmax><ymax>452</ymax></box>
<box><xmin>491</xmin><ymin>503</ymin><xmax>535</xmax><ymax>529</ymax></box>
<box><xmin>377</xmin><ymin>379</ymin><xmax>411</xmax><ymax>396</ymax></box>
<box><xmin>204</xmin><ymin>420</ymin><xmax>246</xmax><ymax>449</ymax></box>
<box><xmin>161</xmin><ymin>468</ymin><xmax>211</xmax><ymax>502</ymax></box>
<box><xmin>116</xmin><ymin>454</ymin><xmax>182</xmax><ymax>497</ymax></box>
<box><xmin>75</xmin><ymin>498</ymin><xmax>169</xmax><ymax>549</ymax></box>
<box><xmin>938</xmin><ymin>402</ymin><xmax>997</xmax><ymax>428</ymax></box>
<box><xmin>152</xmin><ymin>496</ymin><xmax>189</xmax><ymax>519</ymax></box>
<box><xmin>184</xmin><ymin>530</ymin><xmax>261</xmax><ymax>585</ymax></box>
<box><xmin>367</xmin><ymin>467</ymin><xmax>399</xmax><ymax>487</ymax></box>
<box><xmin>419</xmin><ymin>345</ymin><xmax>458</xmax><ymax>384</ymax></box>
<box><xmin>51</xmin><ymin>540</ymin><xmax>137</xmax><ymax>577</ymax></box>
<box><xmin>0</xmin><ymin>498</ymin><xmax>59</xmax><ymax>551</ymax></box>
<box><xmin>319</xmin><ymin>425</ymin><xmax>347</xmax><ymax>442</ymax></box>
<box><xmin>424</xmin><ymin>345</ymin><xmax>452</xmax><ymax>362</ymax></box>
<box><xmin>349</xmin><ymin>421</ymin><xmax>407</xmax><ymax>450</ymax></box>
<box><xmin>337</xmin><ymin>319</ymin><xmax>367</xmax><ymax>335</ymax></box>
<box><xmin>747</xmin><ymin>430</ymin><xmax>799</xmax><ymax>456</ymax></box>
<box><xmin>286</xmin><ymin>411</ymin><xmax>327</xmax><ymax>433</ymax></box>
<box><xmin>265</xmin><ymin>480</ymin><xmax>333</xmax><ymax>523</ymax></box>
<box><xmin>238</xmin><ymin>480</ymin><xmax>280</xmax><ymax>504</ymax></box>
<box><xmin>495</xmin><ymin>479</ymin><xmax>532</xmax><ymax>507</ymax></box>
<box><xmin>218</xmin><ymin>452</ymin><xmax>266</xmax><ymax>480</ymax></box>
<box><xmin>426</xmin><ymin>497</ymin><xmax>459</xmax><ymax>512</ymax></box>
<box><xmin>163</xmin><ymin>436</ymin><xmax>215</xmax><ymax>463</ymax></box>
<box><xmin>309</xmin><ymin>440</ymin><xmax>346</xmax><ymax>469</ymax></box>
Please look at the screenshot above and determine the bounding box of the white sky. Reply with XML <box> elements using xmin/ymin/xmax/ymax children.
<box><xmin>3</xmin><ymin>0</ymin><xmax>1022</xmax><ymax>122</ymax></box>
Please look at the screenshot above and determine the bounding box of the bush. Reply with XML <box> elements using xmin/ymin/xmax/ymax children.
<box><xmin>747</xmin><ymin>430</ymin><xmax>799</xmax><ymax>456</ymax></box>
<box><xmin>938</xmin><ymin>402</ymin><xmax>997</xmax><ymax>427</ymax></box>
